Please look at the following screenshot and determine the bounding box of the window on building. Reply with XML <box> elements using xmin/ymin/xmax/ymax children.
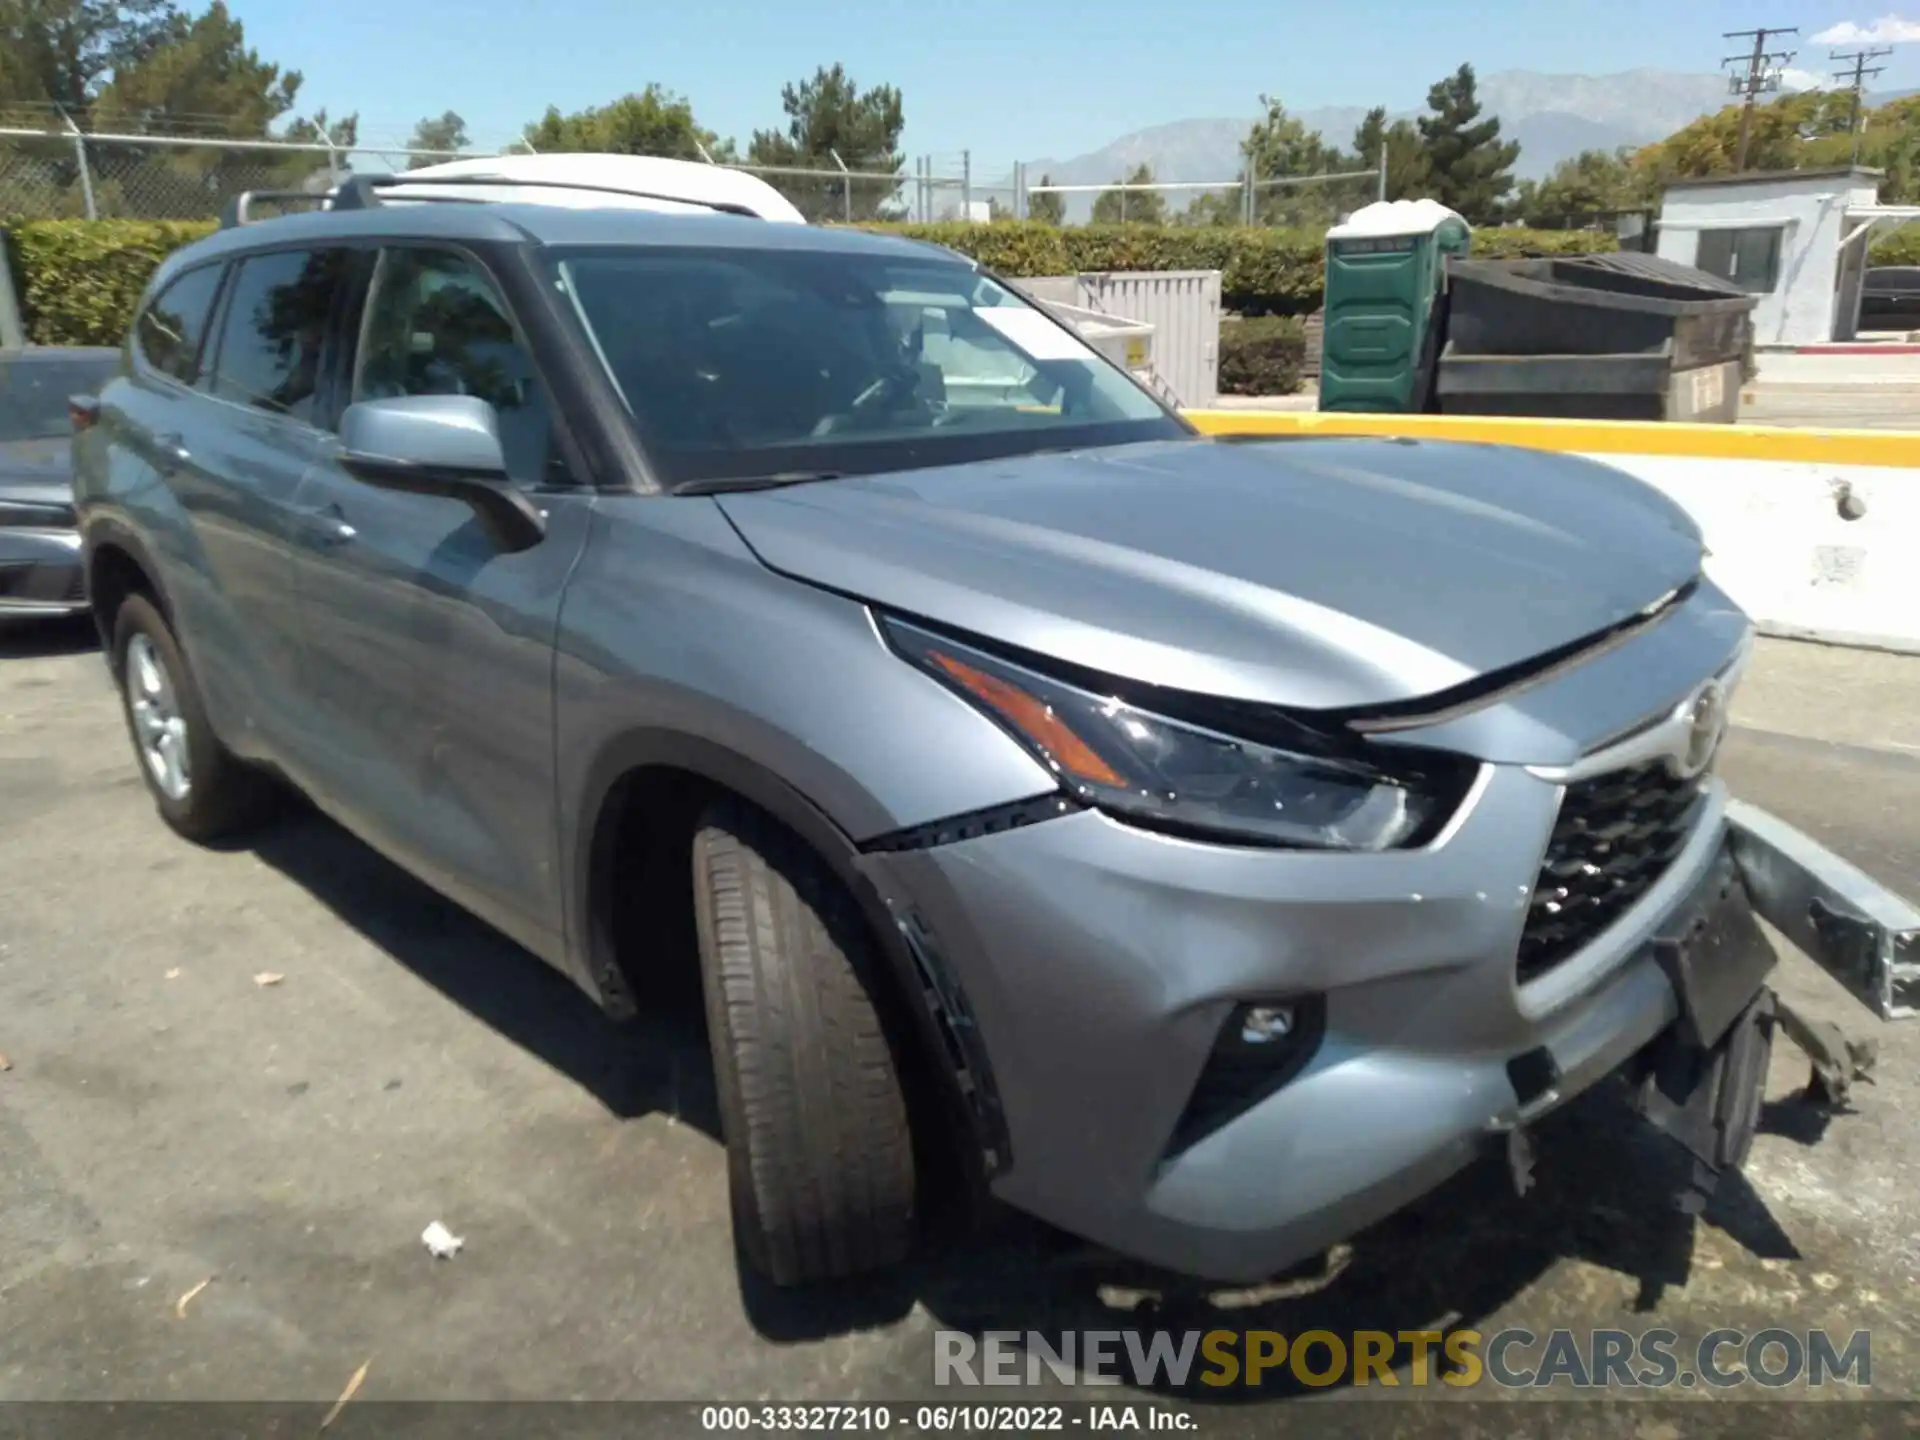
<box><xmin>1694</xmin><ymin>226</ymin><xmax>1784</xmax><ymax>294</ymax></box>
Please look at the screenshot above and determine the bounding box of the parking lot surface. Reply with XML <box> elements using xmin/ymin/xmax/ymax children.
<box><xmin>1</xmin><ymin>621</ymin><xmax>1915</xmax><ymax>1431</ymax></box>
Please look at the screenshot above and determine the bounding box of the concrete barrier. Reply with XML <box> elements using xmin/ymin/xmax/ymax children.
<box><xmin>1182</xmin><ymin>410</ymin><xmax>1920</xmax><ymax>656</ymax></box>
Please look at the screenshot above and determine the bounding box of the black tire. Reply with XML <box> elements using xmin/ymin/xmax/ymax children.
<box><xmin>691</xmin><ymin>797</ymin><xmax>917</xmax><ymax>1286</ymax></box>
<box><xmin>111</xmin><ymin>593</ymin><xmax>275</xmax><ymax>843</ymax></box>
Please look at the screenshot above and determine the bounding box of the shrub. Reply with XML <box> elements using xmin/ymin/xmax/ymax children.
<box><xmin>1218</xmin><ymin>315</ymin><xmax>1306</xmax><ymax>396</ymax></box>
<box><xmin>5</xmin><ymin>219</ymin><xmax>215</xmax><ymax>346</ymax></box>
<box><xmin>1868</xmin><ymin>227</ymin><xmax>1920</xmax><ymax>267</ymax></box>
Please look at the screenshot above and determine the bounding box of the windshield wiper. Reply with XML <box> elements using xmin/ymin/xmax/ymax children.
<box><xmin>673</xmin><ymin>470</ymin><xmax>844</xmax><ymax>495</ymax></box>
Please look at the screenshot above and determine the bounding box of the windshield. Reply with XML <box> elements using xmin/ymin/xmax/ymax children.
<box><xmin>549</xmin><ymin>246</ymin><xmax>1186</xmax><ymax>488</ymax></box>
<box><xmin>0</xmin><ymin>353</ymin><xmax>117</xmax><ymax>443</ymax></box>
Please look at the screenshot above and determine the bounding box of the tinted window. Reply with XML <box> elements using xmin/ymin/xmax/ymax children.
<box><xmin>549</xmin><ymin>245</ymin><xmax>1180</xmax><ymax>490</ymax></box>
<box><xmin>0</xmin><ymin>353</ymin><xmax>118</xmax><ymax>441</ymax></box>
<box><xmin>209</xmin><ymin>248</ymin><xmax>350</xmax><ymax>423</ymax></box>
<box><xmin>1865</xmin><ymin>268</ymin><xmax>1920</xmax><ymax>293</ymax></box>
<box><xmin>1695</xmin><ymin>227</ymin><xmax>1783</xmax><ymax>295</ymax></box>
<box><xmin>350</xmin><ymin>247</ymin><xmax>561</xmax><ymax>486</ymax></box>
<box><xmin>136</xmin><ymin>265</ymin><xmax>224</xmax><ymax>383</ymax></box>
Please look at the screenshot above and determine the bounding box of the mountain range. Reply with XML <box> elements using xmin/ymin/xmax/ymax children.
<box><xmin>1013</xmin><ymin>68</ymin><xmax>1915</xmax><ymax>221</ymax></box>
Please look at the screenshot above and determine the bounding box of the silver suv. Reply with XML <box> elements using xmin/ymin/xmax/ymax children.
<box><xmin>72</xmin><ymin>169</ymin><xmax>1904</xmax><ymax>1290</ymax></box>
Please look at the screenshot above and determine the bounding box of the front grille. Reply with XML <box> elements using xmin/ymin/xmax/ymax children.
<box><xmin>1518</xmin><ymin>760</ymin><xmax>1707</xmax><ymax>983</ymax></box>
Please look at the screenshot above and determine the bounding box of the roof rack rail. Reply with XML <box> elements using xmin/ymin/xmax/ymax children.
<box><xmin>218</xmin><ymin>167</ymin><xmax>773</xmax><ymax>230</ymax></box>
<box><xmin>218</xmin><ymin>188</ymin><xmax>334</xmax><ymax>229</ymax></box>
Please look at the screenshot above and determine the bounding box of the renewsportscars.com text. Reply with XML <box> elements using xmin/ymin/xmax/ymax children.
<box><xmin>933</xmin><ymin>1328</ymin><xmax>1872</xmax><ymax>1390</ymax></box>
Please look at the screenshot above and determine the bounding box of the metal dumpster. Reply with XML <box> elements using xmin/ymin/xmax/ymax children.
<box><xmin>1435</xmin><ymin>252</ymin><xmax>1757</xmax><ymax>423</ymax></box>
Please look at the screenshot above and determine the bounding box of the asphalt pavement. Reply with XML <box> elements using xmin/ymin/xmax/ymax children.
<box><xmin>0</xmin><ymin>620</ymin><xmax>1915</xmax><ymax>1433</ymax></box>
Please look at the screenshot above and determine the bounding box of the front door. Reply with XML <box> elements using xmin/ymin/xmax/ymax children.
<box><xmin>288</xmin><ymin>244</ymin><xmax>592</xmax><ymax>957</ymax></box>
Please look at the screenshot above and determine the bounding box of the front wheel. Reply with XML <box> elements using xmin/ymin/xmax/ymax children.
<box><xmin>691</xmin><ymin>797</ymin><xmax>918</xmax><ymax>1286</ymax></box>
<box><xmin>112</xmin><ymin>594</ymin><xmax>275</xmax><ymax>842</ymax></box>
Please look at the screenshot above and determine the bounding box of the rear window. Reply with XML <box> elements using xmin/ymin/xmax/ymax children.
<box><xmin>1865</xmin><ymin>268</ymin><xmax>1920</xmax><ymax>292</ymax></box>
<box><xmin>135</xmin><ymin>264</ymin><xmax>225</xmax><ymax>384</ymax></box>
<box><xmin>207</xmin><ymin>248</ymin><xmax>351</xmax><ymax>423</ymax></box>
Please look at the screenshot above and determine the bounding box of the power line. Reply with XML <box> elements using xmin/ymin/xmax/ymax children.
<box><xmin>1832</xmin><ymin>45</ymin><xmax>1895</xmax><ymax>163</ymax></box>
<box><xmin>1722</xmin><ymin>26</ymin><xmax>1799</xmax><ymax>171</ymax></box>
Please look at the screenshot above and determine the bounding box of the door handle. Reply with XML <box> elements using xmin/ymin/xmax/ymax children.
<box><xmin>298</xmin><ymin>503</ymin><xmax>358</xmax><ymax>547</ymax></box>
<box><xmin>154</xmin><ymin>432</ymin><xmax>190</xmax><ymax>468</ymax></box>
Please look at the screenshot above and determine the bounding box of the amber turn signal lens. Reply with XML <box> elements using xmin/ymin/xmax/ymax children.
<box><xmin>927</xmin><ymin>649</ymin><xmax>1128</xmax><ymax>787</ymax></box>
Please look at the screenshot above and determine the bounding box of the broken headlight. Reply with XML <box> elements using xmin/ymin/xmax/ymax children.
<box><xmin>884</xmin><ymin>616</ymin><xmax>1469</xmax><ymax>852</ymax></box>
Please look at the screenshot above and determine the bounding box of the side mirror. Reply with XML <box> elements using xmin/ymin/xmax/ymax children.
<box><xmin>337</xmin><ymin>395</ymin><xmax>546</xmax><ymax>552</ymax></box>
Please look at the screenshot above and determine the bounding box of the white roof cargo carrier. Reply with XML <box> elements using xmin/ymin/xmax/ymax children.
<box><xmin>220</xmin><ymin>152</ymin><xmax>809</xmax><ymax>228</ymax></box>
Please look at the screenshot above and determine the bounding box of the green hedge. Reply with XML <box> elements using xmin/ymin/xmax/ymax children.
<box><xmin>5</xmin><ymin>219</ymin><xmax>215</xmax><ymax>346</ymax></box>
<box><xmin>1219</xmin><ymin>316</ymin><xmax>1306</xmax><ymax>396</ymax></box>
<box><xmin>12</xmin><ymin>213</ymin><xmax>1920</xmax><ymax>349</ymax></box>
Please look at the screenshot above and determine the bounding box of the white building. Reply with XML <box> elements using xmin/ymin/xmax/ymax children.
<box><xmin>1655</xmin><ymin>166</ymin><xmax>1920</xmax><ymax>347</ymax></box>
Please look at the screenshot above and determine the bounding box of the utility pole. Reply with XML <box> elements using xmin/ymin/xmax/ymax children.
<box><xmin>1832</xmin><ymin>45</ymin><xmax>1894</xmax><ymax>164</ymax></box>
<box><xmin>1722</xmin><ymin>26</ymin><xmax>1799</xmax><ymax>171</ymax></box>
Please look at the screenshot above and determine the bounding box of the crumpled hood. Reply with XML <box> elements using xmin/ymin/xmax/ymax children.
<box><xmin>0</xmin><ymin>439</ymin><xmax>78</xmax><ymax>512</ymax></box>
<box><xmin>715</xmin><ymin>437</ymin><xmax>1703</xmax><ymax>710</ymax></box>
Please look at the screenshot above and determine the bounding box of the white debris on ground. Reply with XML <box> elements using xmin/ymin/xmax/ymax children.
<box><xmin>421</xmin><ymin>1221</ymin><xmax>464</xmax><ymax>1259</ymax></box>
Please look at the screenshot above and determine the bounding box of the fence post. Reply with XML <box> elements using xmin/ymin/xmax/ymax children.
<box><xmin>962</xmin><ymin>150</ymin><xmax>971</xmax><ymax>221</ymax></box>
<box><xmin>60</xmin><ymin>111</ymin><xmax>98</xmax><ymax>220</ymax></box>
<box><xmin>0</xmin><ymin>232</ymin><xmax>28</xmax><ymax>348</ymax></box>
<box><xmin>1377</xmin><ymin>143</ymin><xmax>1387</xmax><ymax>203</ymax></box>
<box><xmin>830</xmin><ymin>149</ymin><xmax>851</xmax><ymax>223</ymax></box>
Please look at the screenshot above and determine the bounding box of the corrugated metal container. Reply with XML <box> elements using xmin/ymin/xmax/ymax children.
<box><xmin>1012</xmin><ymin>271</ymin><xmax>1222</xmax><ymax>407</ymax></box>
<box><xmin>1077</xmin><ymin>270</ymin><xmax>1221</xmax><ymax>408</ymax></box>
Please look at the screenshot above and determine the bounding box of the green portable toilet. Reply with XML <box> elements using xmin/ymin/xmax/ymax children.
<box><xmin>1318</xmin><ymin>200</ymin><xmax>1472</xmax><ymax>413</ymax></box>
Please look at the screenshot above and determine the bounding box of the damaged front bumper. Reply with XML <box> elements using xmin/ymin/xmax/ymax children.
<box><xmin>1616</xmin><ymin>801</ymin><xmax>1909</xmax><ymax>1210</ymax></box>
<box><xmin>1728</xmin><ymin>800</ymin><xmax>1920</xmax><ymax>1022</ymax></box>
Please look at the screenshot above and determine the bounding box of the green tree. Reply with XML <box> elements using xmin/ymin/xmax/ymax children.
<box><xmin>405</xmin><ymin>109</ymin><xmax>468</xmax><ymax>166</ymax></box>
<box><xmin>1351</xmin><ymin>105</ymin><xmax>1430</xmax><ymax>202</ymax></box>
<box><xmin>0</xmin><ymin>0</ymin><xmax>182</xmax><ymax>115</ymax></box>
<box><xmin>1091</xmin><ymin>162</ymin><xmax>1168</xmax><ymax>223</ymax></box>
<box><xmin>1027</xmin><ymin>171</ymin><xmax>1065</xmax><ymax>224</ymax></box>
<box><xmin>1634</xmin><ymin>89</ymin><xmax>1855</xmax><ymax>183</ymax></box>
<box><xmin>1240</xmin><ymin>95</ymin><xmax>1341</xmax><ymax>225</ymax></box>
<box><xmin>88</xmin><ymin>0</ymin><xmax>297</xmax><ymax>134</ymax></box>
<box><xmin>1416</xmin><ymin>63</ymin><xmax>1519</xmax><ymax>223</ymax></box>
<box><xmin>524</xmin><ymin>85</ymin><xmax>730</xmax><ymax>161</ymax></box>
<box><xmin>1510</xmin><ymin>147</ymin><xmax>1650</xmax><ymax>227</ymax></box>
<box><xmin>747</xmin><ymin>63</ymin><xmax>905</xmax><ymax>221</ymax></box>
<box><xmin>84</xmin><ymin>1</ymin><xmax>306</xmax><ymax>216</ymax></box>
<box><xmin>1180</xmin><ymin>188</ymin><xmax>1242</xmax><ymax>226</ymax></box>
<box><xmin>281</xmin><ymin>108</ymin><xmax>355</xmax><ymax>148</ymax></box>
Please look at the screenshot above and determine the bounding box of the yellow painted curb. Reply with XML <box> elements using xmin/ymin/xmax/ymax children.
<box><xmin>1181</xmin><ymin>408</ymin><xmax>1920</xmax><ymax>468</ymax></box>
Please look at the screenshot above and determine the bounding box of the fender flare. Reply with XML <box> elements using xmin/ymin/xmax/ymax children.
<box><xmin>78</xmin><ymin>514</ymin><xmax>177</xmax><ymax>646</ymax></box>
<box><xmin>570</xmin><ymin>726</ymin><xmax>998</xmax><ymax>1188</ymax></box>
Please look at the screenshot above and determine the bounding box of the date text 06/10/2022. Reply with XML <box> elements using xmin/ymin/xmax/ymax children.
<box><xmin>699</xmin><ymin>1404</ymin><xmax>1195</xmax><ymax>1431</ymax></box>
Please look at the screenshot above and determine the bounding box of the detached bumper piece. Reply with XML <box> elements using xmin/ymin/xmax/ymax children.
<box><xmin>1627</xmin><ymin>803</ymin><xmax>1907</xmax><ymax>1212</ymax></box>
<box><xmin>1726</xmin><ymin>799</ymin><xmax>1920</xmax><ymax>1022</ymax></box>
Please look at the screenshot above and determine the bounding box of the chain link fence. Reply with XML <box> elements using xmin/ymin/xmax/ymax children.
<box><xmin>1023</xmin><ymin>165</ymin><xmax>1384</xmax><ymax>228</ymax></box>
<box><xmin>0</xmin><ymin>127</ymin><xmax>935</xmax><ymax>225</ymax></box>
<box><xmin>0</xmin><ymin>129</ymin><xmax>479</xmax><ymax>220</ymax></box>
<box><xmin>0</xmin><ymin>126</ymin><xmax>1381</xmax><ymax>230</ymax></box>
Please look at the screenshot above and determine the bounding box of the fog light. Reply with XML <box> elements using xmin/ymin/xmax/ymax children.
<box><xmin>1240</xmin><ymin>1005</ymin><xmax>1295</xmax><ymax>1044</ymax></box>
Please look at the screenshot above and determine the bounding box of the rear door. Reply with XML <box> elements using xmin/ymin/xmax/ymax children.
<box><xmin>286</xmin><ymin>243</ymin><xmax>593</xmax><ymax>957</ymax></box>
<box><xmin>161</xmin><ymin>245</ymin><xmax>356</xmax><ymax>755</ymax></box>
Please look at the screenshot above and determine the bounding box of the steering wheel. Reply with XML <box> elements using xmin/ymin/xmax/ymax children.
<box><xmin>811</xmin><ymin>370</ymin><xmax>933</xmax><ymax>437</ymax></box>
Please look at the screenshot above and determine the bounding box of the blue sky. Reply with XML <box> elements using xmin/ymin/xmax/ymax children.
<box><xmin>235</xmin><ymin>0</ymin><xmax>1920</xmax><ymax>168</ymax></box>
